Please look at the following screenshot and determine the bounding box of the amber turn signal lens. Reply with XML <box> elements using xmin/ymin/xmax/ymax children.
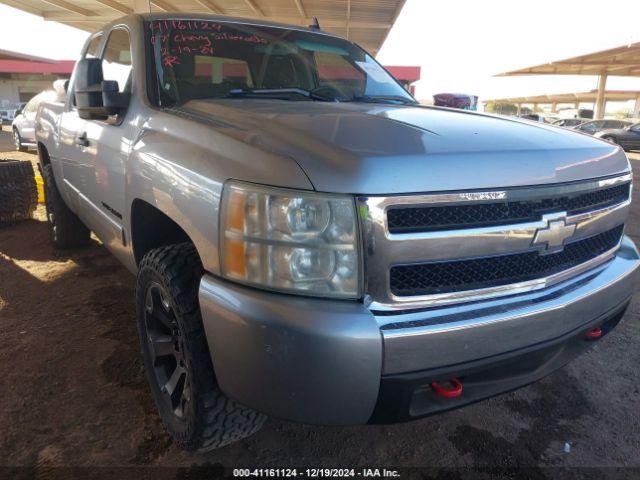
<box><xmin>224</xmin><ymin>189</ymin><xmax>246</xmax><ymax>277</ymax></box>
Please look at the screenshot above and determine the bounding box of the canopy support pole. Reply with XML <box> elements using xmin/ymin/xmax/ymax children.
<box><xmin>133</xmin><ymin>0</ymin><xmax>151</xmax><ymax>13</ymax></box>
<box><xmin>595</xmin><ymin>73</ymin><xmax>607</xmax><ymax>119</ymax></box>
<box><xmin>633</xmin><ymin>96</ymin><xmax>640</xmax><ymax>119</ymax></box>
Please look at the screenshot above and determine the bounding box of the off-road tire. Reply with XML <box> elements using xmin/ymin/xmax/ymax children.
<box><xmin>0</xmin><ymin>159</ymin><xmax>37</xmax><ymax>225</ymax></box>
<box><xmin>136</xmin><ymin>243</ymin><xmax>266</xmax><ymax>452</ymax></box>
<box><xmin>42</xmin><ymin>163</ymin><xmax>91</xmax><ymax>248</ymax></box>
<box><xmin>13</xmin><ymin>128</ymin><xmax>27</xmax><ymax>152</ymax></box>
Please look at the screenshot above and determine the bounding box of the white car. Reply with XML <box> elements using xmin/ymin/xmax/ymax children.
<box><xmin>12</xmin><ymin>90</ymin><xmax>61</xmax><ymax>151</ymax></box>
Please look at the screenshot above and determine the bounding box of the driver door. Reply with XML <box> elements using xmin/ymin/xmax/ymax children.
<box><xmin>75</xmin><ymin>27</ymin><xmax>134</xmax><ymax>260</ymax></box>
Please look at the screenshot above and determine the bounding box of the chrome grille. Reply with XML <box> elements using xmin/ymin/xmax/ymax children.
<box><xmin>358</xmin><ymin>173</ymin><xmax>632</xmax><ymax>311</ymax></box>
<box><xmin>390</xmin><ymin>225</ymin><xmax>624</xmax><ymax>296</ymax></box>
<box><xmin>387</xmin><ymin>183</ymin><xmax>630</xmax><ymax>233</ymax></box>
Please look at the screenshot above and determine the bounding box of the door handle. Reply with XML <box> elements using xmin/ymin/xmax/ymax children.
<box><xmin>76</xmin><ymin>132</ymin><xmax>89</xmax><ymax>147</ymax></box>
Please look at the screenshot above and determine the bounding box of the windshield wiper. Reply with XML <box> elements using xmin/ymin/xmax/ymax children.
<box><xmin>226</xmin><ymin>88</ymin><xmax>334</xmax><ymax>102</ymax></box>
<box><xmin>349</xmin><ymin>95</ymin><xmax>417</xmax><ymax>105</ymax></box>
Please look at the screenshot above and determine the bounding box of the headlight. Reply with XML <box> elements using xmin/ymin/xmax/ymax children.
<box><xmin>220</xmin><ymin>181</ymin><xmax>361</xmax><ymax>298</ymax></box>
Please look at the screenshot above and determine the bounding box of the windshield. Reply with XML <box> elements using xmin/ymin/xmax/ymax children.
<box><xmin>146</xmin><ymin>19</ymin><xmax>415</xmax><ymax>106</ymax></box>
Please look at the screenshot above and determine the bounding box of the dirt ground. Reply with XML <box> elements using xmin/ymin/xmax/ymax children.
<box><xmin>1</xmin><ymin>125</ymin><xmax>640</xmax><ymax>478</ymax></box>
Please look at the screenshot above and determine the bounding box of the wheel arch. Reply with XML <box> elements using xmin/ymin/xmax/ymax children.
<box><xmin>130</xmin><ymin>198</ymin><xmax>201</xmax><ymax>267</ymax></box>
<box><xmin>37</xmin><ymin>142</ymin><xmax>51</xmax><ymax>166</ymax></box>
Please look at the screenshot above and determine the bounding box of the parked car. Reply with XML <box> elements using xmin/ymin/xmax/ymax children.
<box><xmin>12</xmin><ymin>90</ymin><xmax>60</xmax><ymax>151</ymax></box>
<box><xmin>519</xmin><ymin>113</ymin><xmax>558</xmax><ymax>124</ymax></box>
<box><xmin>35</xmin><ymin>13</ymin><xmax>639</xmax><ymax>453</ymax></box>
<box><xmin>595</xmin><ymin>122</ymin><xmax>640</xmax><ymax>151</ymax></box>
<box><xmin>553</xmin><ymin>118</ymin><xmax>588</xmax><ymax>128</ymax></box>
<box><xmin>433</xmin><ymin>93</ymin><xmax>478</xmax><ymax>110</ymax></box>
<box><xmin>558</xmin><ymin>108</ymin><xmax>594</xmax><ymax>120</ymax></box>
<box><xmin>0</xmin><ymin>108</ymin><xmax>17</xmax><ymax>125</ymax></box>
<box><xmin>572</xmin><ymin>119</ymin><xmax>632</xmax><ymax>135</ymax></box>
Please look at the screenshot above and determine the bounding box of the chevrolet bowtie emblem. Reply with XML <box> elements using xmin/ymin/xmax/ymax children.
<box><xmin>531</xmin><ymin>212</ymin><xmax>576</xmax><ymax>254</ymax></box>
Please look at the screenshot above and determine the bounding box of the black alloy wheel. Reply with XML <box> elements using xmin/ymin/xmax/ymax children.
<box><xmin>136</xmin><ymin>243</ymin><xmax>266</xmax><ymax>452</ymax></box>
<box><xmin>143</xmin><ymin>281</ymin><xmax>192</xmax><ymax>420</ymax></box>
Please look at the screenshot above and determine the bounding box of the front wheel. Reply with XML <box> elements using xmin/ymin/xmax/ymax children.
<box><xmin>136</xmin><ymin>243</ymin><xmax>266</xmax><ymax>452</ymax></box>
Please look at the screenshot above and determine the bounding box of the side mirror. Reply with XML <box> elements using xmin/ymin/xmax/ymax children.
<box><xmin>102</xmin><ymin>80</ymin><xmax>131</xmax><ymax>113</ymax></box>
<box><xmin>74</xmin><ymin>58</ymin><xmax>130</xmax><ymax>120</ymax></box>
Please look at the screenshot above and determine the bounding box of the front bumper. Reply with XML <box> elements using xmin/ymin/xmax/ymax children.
<box><xmin>199</xmin><ymin>236</ymin><xmax>640</xmax><ymax>425</ymax></box>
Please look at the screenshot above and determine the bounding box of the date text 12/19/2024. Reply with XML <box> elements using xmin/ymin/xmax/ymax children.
<box><xmin>233</xmin><ymin>469</ymin><xmax>401</xmax><ymax>478</ymax></box>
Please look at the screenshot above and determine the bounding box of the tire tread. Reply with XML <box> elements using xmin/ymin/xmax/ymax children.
<box><xmin>137</xmin><ymin>243</ymin><xmax>265</xmax><ymax>452</ymax></box>
<box><xmin>0</xmin><ymin>159</ymin><xmax>37</xmax><ymax>224</ymax></box>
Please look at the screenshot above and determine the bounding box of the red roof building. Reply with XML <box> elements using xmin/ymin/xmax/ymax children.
<box><xmin>0</xmin><ymin>49</ymin><xmax>74</xmax><ymax>107</ymax></box>
<box><xmin>385</xmin><ymin>66</ymin><xmax>421</xmax><ymax>95</ymax></box>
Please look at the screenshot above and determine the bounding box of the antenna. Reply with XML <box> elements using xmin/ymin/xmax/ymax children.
<box><xmin>309</xmin><ymin>17</ymin><xmax>320</xmax><ymax>30</ymax></box>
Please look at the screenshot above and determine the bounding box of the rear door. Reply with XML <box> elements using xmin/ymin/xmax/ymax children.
<box><xmin>604</xmin><ymin>120</ymin><xmax>624</xmax><ymax>130</ymax></box>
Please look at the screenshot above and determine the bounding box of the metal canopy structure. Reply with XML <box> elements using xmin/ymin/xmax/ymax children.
<box><xmin>497</xmin><ymin>41</ymin><xmax>640</xmax><ymax>77</ymax></box>
<box><xmin>484</xmin><ymin>89</ymin><xmax>640</xmax><ymax>117</ymax></box>
<box><xmin>1</xmin><ymin>0</ymin><xmax>406</xmax><ymax>55</ymax></box>
<box><xmin>484</xmin><ymin>90</ymin><xmax>640</xmax><ymax>104</ymax></box>
<box><xmin>495</xmin><ymin>41</ymin><xmax>640</xmax><ymax>119</ymax></box>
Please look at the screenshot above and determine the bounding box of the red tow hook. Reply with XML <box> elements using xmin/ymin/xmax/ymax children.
<box><xmin>431</xmin><ymin>378</ymin><xmax>463</xmax><ymax>398</ymax></box>
<box><xmin>586</xmin><ymin>327</ymin><xmax>603</xmax><ymax>340</ymax></box>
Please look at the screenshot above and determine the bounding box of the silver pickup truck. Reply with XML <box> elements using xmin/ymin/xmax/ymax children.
<box><xmin>36</xmin><ymin>13</ymin><xmax>639</xmax><ymax>452</ymax></box>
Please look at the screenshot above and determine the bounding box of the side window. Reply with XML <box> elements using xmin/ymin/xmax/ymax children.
<box><xmin>71</xmin><ymin>34</ymin><xmax>102</xmax><ymax>107</ymax></box>
<box><xmin>102</xmin><ymin>28</ymin><xmax>133</xmax><ymax>92</ymax></box>
<box><xmin>85</xmin><ymin>34</ymin><xmax>103</xmax><ymax>58</ymax></box>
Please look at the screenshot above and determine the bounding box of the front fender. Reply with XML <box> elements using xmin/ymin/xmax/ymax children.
<box><xmin>126</xmin><ymin>111</ymin><xmax>314</xmax><ymax>274</ymax></box>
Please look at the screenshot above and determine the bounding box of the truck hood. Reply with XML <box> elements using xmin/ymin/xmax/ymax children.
<box><xmin>180</xmin><ymin>99</ymin><xmax>628</xmax><ymax>194</ymax></box>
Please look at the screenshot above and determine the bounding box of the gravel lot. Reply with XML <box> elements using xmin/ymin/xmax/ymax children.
<box><xmin>1</xmin><ymin>125</ymin><xmax>639</xmax><ymax>477</ymax></box>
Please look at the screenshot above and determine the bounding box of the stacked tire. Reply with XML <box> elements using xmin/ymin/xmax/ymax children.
<box><xmin>0</xmin><ymin>159</ymin><xmax>38</xmax><ymax>225</ymax></box>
